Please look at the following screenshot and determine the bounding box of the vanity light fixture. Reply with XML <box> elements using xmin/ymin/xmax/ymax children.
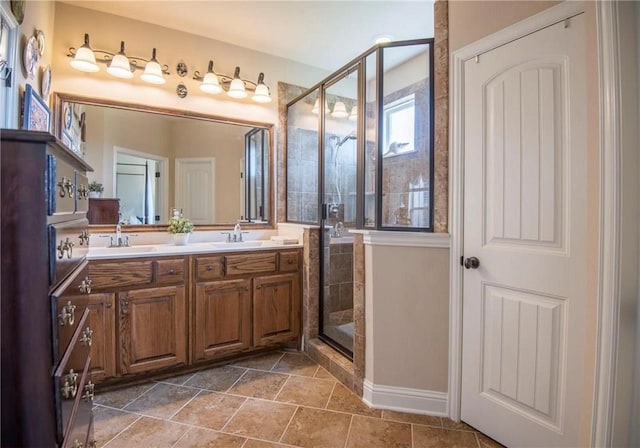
<box><xmin>331</xmin><ymin>101</ymin><xmax>349</xmax><ymax>118</ymax></box>
<box><xmin>68</xmin><ymin>33</ymin><xmax>170</xmax><ymax>83</ymax></box>
<box><xmin>193</xmin><ymin>63</ymin><xmax>272</xmax><ymax>103</ymax></box>
<box><xmin>349</xmin><ymin>106</ymin><xmax>357</xmax><ymax>121</ymax></box>
<box><xmin>312</xmin><ymin>98</ymin><xmax>329</xmax><ymax>114</ymax></box>
<box><xmin>140</xmin><ymin>48</ymin><xmax>166</xmax><ymax>85</ymax></box>
<box><xmin>106</xmin><ymin>41</ymin><xmax>133</xmax><ymax>79</ymax></box>
<box><xmin>199</xmin><ymin>61</ymin><xmax>223</xmax><ymax>94</ymax></box>
<box><xmin>69</xmin><ymin>34</ymin><xmax>100</xmax><ymax>72</ymax></box>
<box><xmin>228</xmin><ymin>67</ymin><xmax>248</xmax><ymax>99</ymax></box>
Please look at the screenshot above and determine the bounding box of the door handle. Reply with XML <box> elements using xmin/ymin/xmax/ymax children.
<box><xmin>464</xmin><ymin>257</ymin><xmax>480</xmax><ymax>269</ymax></box>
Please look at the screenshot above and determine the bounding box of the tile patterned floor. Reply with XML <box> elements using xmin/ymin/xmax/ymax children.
<box><xmin>94</xmin><ymin>351</ymin><xmax>505</xmax><ymax>448</ymax></box>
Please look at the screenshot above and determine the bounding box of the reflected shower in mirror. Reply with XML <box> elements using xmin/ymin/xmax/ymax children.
<box><xmin>52</xmin><ymin>93</ymin><xmax>272</xmax><ymax>228</ymax></box>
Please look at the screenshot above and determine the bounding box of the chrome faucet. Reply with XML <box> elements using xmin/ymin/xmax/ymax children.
<box><xmin>233</xmin><ymin>222</ymin><xmax>243</xmax><ymax>242</ymax></box>
<box><xmin>101</xmin><ymin>224</ymin><xmax>135</xmax><ymax>247</ymax></box>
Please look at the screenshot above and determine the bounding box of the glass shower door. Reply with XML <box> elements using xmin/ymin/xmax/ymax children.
<box><xmin>319</xmin><ymin>65</ymin><xmax>359</xmax><ymax>357</ymax></box>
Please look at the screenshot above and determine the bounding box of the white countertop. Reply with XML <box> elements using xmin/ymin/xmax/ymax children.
<box><xmin>87</xmin><ymin>240</ymin><xmax>303</xmax><ymax>260</ymax></box>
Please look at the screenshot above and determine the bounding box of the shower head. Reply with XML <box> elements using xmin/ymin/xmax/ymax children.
<box><xmin>337</xmin><ymin>130</ymin><xmax>357</xmax><ymax>148</ymax></box>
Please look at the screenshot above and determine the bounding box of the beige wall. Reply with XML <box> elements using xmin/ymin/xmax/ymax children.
<box><xmin>448</xmin><ymin>0</ymin><xmax>561</xmax><ymax>51</ymax></box>
<box><xmin>365</xmin><ymin>245</ymin><xmax>449</xmax><ymax>392</ymax></box>
<box><xmin>4</xmin><ymin>0</ymin><xmax>56</xmax><ymax>121</ymax></box>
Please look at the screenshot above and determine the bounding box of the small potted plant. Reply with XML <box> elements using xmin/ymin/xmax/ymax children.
<box><xmin>88</xmin><ymin>181</ymin><xmax>104</xmax><ymax>198</ymax></box>
<box><xmin>168</xmin><ymin>209</ymin><xmax>194</xmax><ymax>245</ymax></box>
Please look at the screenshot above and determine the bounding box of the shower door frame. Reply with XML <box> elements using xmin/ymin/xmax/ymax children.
<box><xmin>317</xmin><ymin>63</ymin><xmax>362</xmax><ymax>359</ymax></box>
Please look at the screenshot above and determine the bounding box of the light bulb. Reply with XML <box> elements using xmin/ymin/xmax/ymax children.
<box><xmin>252</xmin><ymin>73</ymin><xmax>271</xmax><ymax>103</ymax></box>
<box><xmin>200</xmin><ymin>60</ymin><xmax>222</xmax><ymax>94</ymax></box>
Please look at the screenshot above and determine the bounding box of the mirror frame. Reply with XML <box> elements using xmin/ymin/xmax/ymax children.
<box><xmin>52</xmin><ymin>92</ymin><xmax>275</xmax><ymax>232</ymax></box>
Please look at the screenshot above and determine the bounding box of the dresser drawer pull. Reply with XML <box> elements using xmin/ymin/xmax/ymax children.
<box><xmin>57</xmin><ymin>238</ymin><xmax>74</xmax><ymax>259</ymax></box>
<box><xmin>72</xmin><ymin>439</ymin><xmax>83</xmax><ymax>448</ymax></box>
<box><xmin>80</xmin><ymin>327</ymin><xmax>93</xmax><ymax>347</ymax></box>
<box><xmin>79</xmin><ymin>276</ymin><xmax>92</xmax><ymax>294</ymax></box>
<box><xmin>77</xmin><ymin>184</ymin><xmax>88</xmax><ymax>200</ymax></box>
<box><xmin>78</xmin><ymin>229</ymin><xmax>90</xmax><ymax>246</ymax></box>
<box><xmin>61</xmin><ymin>369</ymin><xmax>78</xmax><ymax>399</ymax></box>
<box><xmin>83</xmin><ymin>381</ymin><xmax>95</xmax><ymax>402</ymax></box>
<box><xmin>207</xmin><ymin>265</ymin><xmax>213</xmax><ymax>271</ymax></box>
<box><xmin>58</xmin><ymin>301</ymin><xmax>76</xmax><ymax>326</ymax></box>
<box><xmin>167</xmin><ymin>268</ymin><xmax>176</xmax><ymax>275</ymax></box>
<box><xmin>64</xmin><ymin>178</ymin><xmax>75</xmax><ymax>198</ymax></box>
<box><xmin>288</xmin><ymin>258</ymin><xmax>294</xmax><ymax>264</ymax></box>
<box><xmin>57</xmin><ymin>177</ymin><xmax>68</xmax><ymax>198</ymax></box>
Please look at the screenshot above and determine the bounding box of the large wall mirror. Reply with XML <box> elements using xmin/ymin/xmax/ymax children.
<box><xmin>52</xmin><ymin>93</ymin><xmax>273</xmax><ymax>231</ymax></box>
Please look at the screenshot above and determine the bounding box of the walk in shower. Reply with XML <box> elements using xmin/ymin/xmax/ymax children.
<box><xmin>286</xmin><ymin>39</ymin><xmax>434</xmax><ymax>358</ymax></box>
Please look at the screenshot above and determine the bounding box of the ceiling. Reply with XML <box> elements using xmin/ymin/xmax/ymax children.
<box><xmin>60</xmin><ymin>1</ymin><xmax>434</xmax><ymax>72</ymax></box>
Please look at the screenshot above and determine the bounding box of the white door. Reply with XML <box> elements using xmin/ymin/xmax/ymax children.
<box><xmin>175</xmin><ymin>157</ymin><xmax>216</xmax><ymax>224</ymax></box>
<box><xmin>461</xmin><ymin>14</ymin><xmax>589</xmax><ymax>447</ymax></box>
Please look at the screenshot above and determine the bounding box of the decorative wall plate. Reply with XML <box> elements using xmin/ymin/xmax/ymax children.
<box><xmin>63</xmin><ymin>103</ymin><xmax>73</xmax><ymax>130</ymax></box>
<box><xmin>41</xmin><ymin>65</ymin><xmax>51</xmax><ymax>100</ymax></box>
<box><xmin>36</xmin><ymin>30</ymin><xmax>45</xmax><ymax>57</ymax></box>
<box><xmin>22</xmin><ymin>35</ymin><xmax>38</xmax><ymax>79</ymax></box>
<box><xmin>10</xmin><ymin>0</ymin><xmax>25</xmax><ymax>25</ymax></box>
<box><xmin>176</xmin><ymin>83</ymin><xmax>188</xmax><ymax>98</ymax></box>
<box><xmin>176</xmin><ymin>61</ymin><xmax>187</xmax><ymax>77</ymax></box>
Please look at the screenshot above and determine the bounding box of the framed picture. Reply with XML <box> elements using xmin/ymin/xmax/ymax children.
<box><xmin>22</xmin><ymin>83</ymin><xmax>50</xmax><ymax>132</ymax></box>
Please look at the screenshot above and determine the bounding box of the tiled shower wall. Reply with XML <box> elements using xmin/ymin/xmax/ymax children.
<box><xmin>286</xmin><ymin>127</ymin><xmax>319</xmax><ymax>223</ymax></box>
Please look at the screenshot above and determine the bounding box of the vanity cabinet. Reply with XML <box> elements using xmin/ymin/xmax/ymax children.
<box><xmin>118</xmin><ymin>286</ymin><xmax>187</xmax><ymax>374</ymax></box>
<box><xmin>194</xmin><ymin>279</ymin><xmax>252</xmax><ymax>360</ymax></box>
<box><xmin>1</xmin><ymin>130</ymin><xmax>94</xmax><ymax>447</ymax></box>
<box><xmin>85</xmin><ymin>248</ymin><xmax>301</xmax><ymax>385</ymax></box>
<box><xmin>89</xmin><ymin>257</ymin><xmax>189</xmax><ymax>376</ymax></box>
<box><xmin>253</xmin><ymin>273</ymin><xmax>301</xmax><ymax>347</ymax></box>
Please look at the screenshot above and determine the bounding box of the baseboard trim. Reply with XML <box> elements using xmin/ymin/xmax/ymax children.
<box><xmin>362</xmin><ymin>380</ymin><xmax>448</xmax><ymax>416</ymax></box>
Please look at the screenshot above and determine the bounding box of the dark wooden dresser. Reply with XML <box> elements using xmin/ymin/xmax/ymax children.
<box><xmin>88</xmin><ymin>198</ymin><xmax>120</xmax><ymax>224</ymax></box>
<box><xmin>1</xmin><ymin>130</ymin><xmax>96</xmax><ymax>447</ymax></box>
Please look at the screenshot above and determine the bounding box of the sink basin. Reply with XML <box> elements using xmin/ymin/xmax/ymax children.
<box><xmin>211</xmin><ymin>241</ymin><xmax>265</xmax><ymax>248</ymax></box>
<box><xmin>89</xmin><ymin>245</ymin><xmax>158</xmax><ymax>256</ymax></box>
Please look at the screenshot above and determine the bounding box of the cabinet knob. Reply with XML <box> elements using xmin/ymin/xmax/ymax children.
<box><xmin>61</xmin><ymin>369</ymin><xmax>78</xmax><ymax>399</ymax></box>
<box><xmin>168</xmin><ymin>268</ymin><xmax>175</xmax><ymax>275</ymax></box>
<box><xmin>58</xmin><ymin>301</ymin><xmax>76</xmax><ymax>326</ymax></box>
<box><xmin>72</xmin><ymin>440</ymin><xmax>83</xmax><ymax>448</ymax></box>
<box><xmin>207</xmin><ymin>265</ymin><xmax>213</xmax><ymax>271</ymax></box>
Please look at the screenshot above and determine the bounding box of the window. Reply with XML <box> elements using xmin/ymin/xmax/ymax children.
<box><xmin>0</xmin><ymin>7</ymin><xmax>18</xmax><ymax>128</ymax></box>
<box><xmin>382</xmin><ymin>94</ymin><xmax>415</xmax><ymax>158</ymax></box>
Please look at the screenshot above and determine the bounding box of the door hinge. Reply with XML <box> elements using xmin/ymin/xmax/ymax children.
<box><xmin>155</xmin><ymin>172</ymin><xmax>160</xmax><ymax>178</ymax></box>
<box><xmin>460</xmin><ymin>256</ymin><xmax>464</xmax><ymax>266</ymax></box>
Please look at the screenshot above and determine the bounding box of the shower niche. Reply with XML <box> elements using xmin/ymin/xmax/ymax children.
<box><xmin>286</xmin><ymin>39</ymin><xmax>434</xmax><ymax>358</ymax></box>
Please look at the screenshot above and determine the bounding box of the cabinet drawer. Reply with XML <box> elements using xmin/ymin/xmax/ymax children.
<box><xmin>278</xmin><ymin>251</ymin><xmax>300</xmax><ymax>272</ymax></box>
<box><xmin>54</xmin><ymin>310</ymin><xmax>91</xmax><ymax>441</ymax></box>
<box><xmin>60</xmin><ymin>356</ymin><xmax>93</xmax><ymax>448</ymax></box>
<box><xmin>51</xmin><ymin>262</ymin><xmax>93</xmax><ymax>361</ymax></box>
<box><xmin>225</xmin><ymin>252</ymin><xmax>277</xmax><ymax>276</ymax></box>
<box><xmin>89</xmin><ymin>260</ymin><xmax>153</xmax><ymax>290</ymax></box>
<box><xmin>48</xmin><ymin>219</ymin><xmax>89</xmax><ymax>286</ymax></box>
<box><xmin>195</xmin><ymin>256</ymin><xmax>225</xmax><ymax>281</ymax></box>
<box><xmin>155</xmin><ymin>258</ymin><xmax>186</xmax><ymax>284</ymax></box>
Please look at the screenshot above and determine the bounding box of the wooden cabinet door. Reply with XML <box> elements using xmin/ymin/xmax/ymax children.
<box><xmin>118</xmin><ymin>286</ymin><xmax>186</xmax><ymax>374</ymax></box>
<box><xmin>194</xmin><ymin>279</ymin><xmax>251</xmax><ymax>361</ymax></box>
<box><xmin>253</xmin><ymin>273</ymin><xmax>300</xmax><ymax>346</ymax></box>
<box><xmin>86</xmin><ymin>293</ymin><xmax>116</xmax><ymax>382</ymax></box>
